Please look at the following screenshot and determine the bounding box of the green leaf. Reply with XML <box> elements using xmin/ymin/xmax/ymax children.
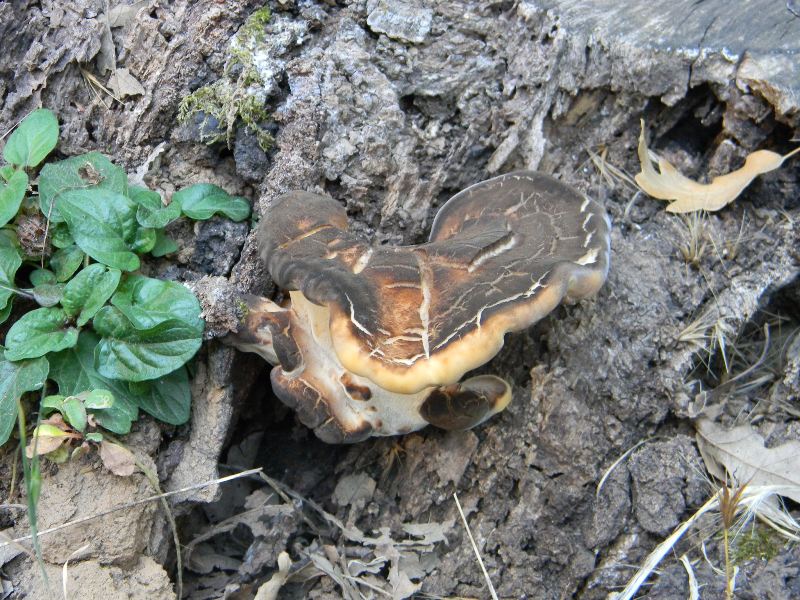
<box><xmin>151</xmin><ymin>230</ymin><xmax>178</xmax><ymax>257</ymax></box>
<box><xmin>83</xmin><ymin>388</ymin><xmax>114</xmax><ymax>410</ymax></box>
<box><xmin>61</xmin><ymin>264</ymin><xmax>121</xmax><ymax>326</ymax></box>
<box><xmin>2</xmin><ymin>109</ymin><xmax>59</xmax><ymax>167</ymax></box>
<box><xmin>4</xmin><ymin>307</ymin><xmax>79</xmax><ymax>361</ymax></box>
<box><xmin>48</xmin><ymin>331</ymin><xmax>137</xmax><ymax>434</ymax></box>
<box><xmin>50</xmin><ymin>223</ymin><xmax>74</xmax><ymax>248</ymax></box>
<box><xmin>0</xmin><ymin>170</ymin><xmax>28</xmax><ymax>228</ymax></box>
<box><xmin>0</xmin><ymin>245</ymin><xmax>22</xmax><ymax>314</ymax></box>
<box><xmin>62</xmin><ymin>396</ymin><xmax>87</xmax><ymax>432</ymax></box>
<box><xmin>131</xmin><ymin>227</ymin><xmax>156</xmax><ymax>253</ymax></box>
<box><xmin>127</xmin><ymin>366</ymin><xmax>190</xmax><ymax>425</ymax></box>
<box><xmin>0</xmin><ymin>354</ymin><xmax>49</xmax><ymax>446</ymax></box>
<box><xmin>30</xmin><ymin>269</ymin><xmax>56</xmax><ymax>287</ymax></box>
<box><xmin>41</xmin><ymin>394</ymin><xmax>65</xmax><ymax>416</ymax></box>
<box><xmin>129</xmin><ymin>186</ymin><xmax>181</xmax><ymax>229</ymax></box>
<box><xmin>50</xmin><ymin>245</ymin><xmax>85</xmax><ymax>282</ymax></box>
<box><xmin>0</xmin><ymin>300</ymin><xmax>13</xmax><ymax>325</ymax></box>
<box><xmin>57</xmin><ymin>189</ymin><xmax>140</xmax><ymax>271</ymax></box>
<box><xmin>173</xmin><ymin>183</ymin><xmax>250</xmax><ymax>221</ymax></box>
<box><xmin>0</xmin><ymin>165</ymin><xmax>14</xmax><ymax>182</ymax></box>
<box><xmin>32</xmin><ymin>283</ymin><xmax>65</xmax><ymax>307</ymax></box>
<box><xmin>85</xmin><ymin>432</ymin><xmax>103</xmax><ymax>443</ymax></box>
<box><xmin>111</xmin><ymin>275</ymin><xmax>204</xmax><ymax>333</ymax></box>
<box><xmin>0</xmin><ymin>230</ymin><xmax>19</xmax><ymax>250</ymax></box>
<box><xmin>93</xmin><ymin>306</ymin><xmax>202</xmax><ymax>382</ymax></box>
<box><xmin>39</xmin><ymin>152</ymin><xmax>127</xmax><ymax>222</ymax></box>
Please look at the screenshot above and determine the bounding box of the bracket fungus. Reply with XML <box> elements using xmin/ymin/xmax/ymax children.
<box><xmin>230</xmin><ymin>171</ymin><xmax>611</xmax><ymax>443</ymax></box>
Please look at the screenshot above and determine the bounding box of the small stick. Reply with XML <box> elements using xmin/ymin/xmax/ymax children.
<box><xmin>0</xmin><ymin>467</ymin><xmax>263</xmax><ymax>549</ymax></box>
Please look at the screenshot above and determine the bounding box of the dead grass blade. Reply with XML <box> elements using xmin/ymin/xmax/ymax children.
<box><xmin>453</xmin><ymin>493</ymin><xmax>498</xmax><ymax>600</ymax></box>
<box><xmin>61</xmin><ymin>543</ymin><xmax>90</xmax><ymax>600</ymax></box>
<box><xmin>612</xmin><ymin>484</ymin><xmax>800</xmax><ymax>600</ymax></box>
<box><xmin>588</xmin><ymin>146</ymin><xmax>638</xmax><ymax>192</ymax></box>
<box><xmin>596</xmin><ymin>438</ymin><xmax>665</xmax><ymax>498</ymax></box>
<box><xmin>679</xmin><ymin>554</ymin><xmax>699</xmax><ymax>600</ymax></box>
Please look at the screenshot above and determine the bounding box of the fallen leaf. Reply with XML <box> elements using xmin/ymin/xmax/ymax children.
<box><xmin>186</xmin><ymin>542</ymin><xmax>241</xmax><ymax>574</ymax></box>
<box><xmin>696</xmin><ymin>418</ymin><xmax>800</xmax><ymax>503</ymax></box>
<box><xmin>96</xmin><ymin>16</ymin><xmax>116</xmax><ymax>74</ymax></box>
<box><xmin>254</xmin><ymin>552</ymin><xmax>292</xmax><ymax>600</ymax></box>
<box><xmin>332</xmin><ymin>472</ymin><xmax>376</xmax><ymax>507</ymax></box>
<box><xmin>108</xmin><ymin>0</ymin><xmax>150</xmax><ymax>28</ymax></box>
<box><xmin>25</xmin><ymin>423</ymin><xmax>70</xmax><ymax>458</ymax></box>
<box><xmin>401</xmin><ymin>520</ymin><xmax>454</xmax><ymax>545</ymax></box>
<box><xmin>635</xmin><ymin>119</ymin><xmax>800</xmax><ymax>213</ymax></box>
<box><xmin>347</xmin><ymin>556</ymin><xmax>387</xmax><ymax>576</ymax></box>
<box><xmin>107</xmin><ymin>68</ymin><xmax>146</xmax><ymax>99</ymax></box>
<box><xmin>99</xmin><ymin>440</ymin><xmax>136</xmax><ymax>476</ymax></box>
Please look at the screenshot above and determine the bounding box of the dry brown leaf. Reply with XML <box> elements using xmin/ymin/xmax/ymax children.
<box><xmin>696</xmin><ymin>418</ymin><xmax>800</xmax><ymax>503</ymax></box>
<box><xmin>25</xmin><ymin>424</ymin><xmax>70</xmax><ymax>458</ymax></box>
<box><xmin>99</xmin><ymin>440</ymin><xmax>136</xmax><ymax>476</ymax></box>
<box><xmin>635</xmin><ymin>119</ymin><xmax>799</xmax><ymax>213</ymax></box>
<box><xmin>107</xmin><ymin>68</ymin><xmax>146</xmax><ymax>99</ymax></box>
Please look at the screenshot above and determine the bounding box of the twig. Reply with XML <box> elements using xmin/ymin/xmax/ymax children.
<box><xmin>0</xmin><ymin>467</ymin><xmax>263</xmax><ymax>550</ymax></box>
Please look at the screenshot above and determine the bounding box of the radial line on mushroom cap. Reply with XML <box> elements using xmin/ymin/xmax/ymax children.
<box><xmin>468</xmin><ymin>232</ymin><xmax>517</xmax><ymax>273</ymax></box>
<box><xmin>474</xmin><ymin>271</ymin><xmax>550</xmax><ymax>327</ymax></box>
<box><xmin>277</xmin><ymin>224</ymin><xmax>334</xmax><ymax>249</ymax></box>
<box><xmin>431</xmin><ymin>271</ymin><xmax>549</xmax><ymax>353</ymax></box>
<box><xmin>345</xmin><ymin>294</ymin><xmax>373</xmax><ymax>337</ymax></box>
<box><xmin>414</xmin><ymin>251</ymin><xmax>433</xmax><ymax>359</ymax></box>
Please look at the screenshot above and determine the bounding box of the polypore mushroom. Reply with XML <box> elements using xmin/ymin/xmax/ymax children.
<box><xmin>230</xmin><ymin>171</ymin><xmax>611</xmax><ymax>443</ymax></box>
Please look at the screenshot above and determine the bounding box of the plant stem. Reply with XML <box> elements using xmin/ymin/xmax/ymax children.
<box><xmin>0</xmin><ymin>283</ymin><xmax>35</xmax><ymax>300</ymax></box>
<box><xmin>724</xmin><ymin>524</ymin><xmax>733</xmax><ymax>600</ymax></box>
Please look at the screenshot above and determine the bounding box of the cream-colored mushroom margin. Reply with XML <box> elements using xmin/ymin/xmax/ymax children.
<box><xmin>330</xmin><ymin>263</ymin><xmax>607</xmax><ymax>394</ymax></box>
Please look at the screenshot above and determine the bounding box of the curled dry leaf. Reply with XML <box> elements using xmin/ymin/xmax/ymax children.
<box><xmin>25</xmin><ymin>423</ymin><xmax>72</xmax><ymax>458</ymax></box>
<box><xmin>254</xmin><ymin>552</ymin><xmax>292</xmax><ymax>600</ymax></box>
<box><xmin>99</xmin><ymin>440</ymin><xmax>136</xmax><ymax>476</ymax></box>
<box><xmin>695</xmin><ymin>418</ymin><xmax>800</xmax><ymax>504</ymax></box>
<box><xmin>635</xmin><ymin>119</ymin><xmax>800</xmax><ymax>213</ymax></box>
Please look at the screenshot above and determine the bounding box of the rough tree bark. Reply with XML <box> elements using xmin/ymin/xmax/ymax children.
<box><xmin>1</xmin><ymin>1</ymin><xmax>798</xmax><ymax>598</ymax></box>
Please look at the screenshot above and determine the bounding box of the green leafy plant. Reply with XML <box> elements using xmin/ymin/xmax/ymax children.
<box><xmin>0</xmin><ymin>108</ymin><xmax>250</xmax><ymax>448</ymax></box>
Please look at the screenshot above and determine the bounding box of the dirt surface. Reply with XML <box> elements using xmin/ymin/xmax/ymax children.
<box><xmin>1</xmin><ymin>1</ymin><xmax>799</xmax><ymax>599</ymax></box>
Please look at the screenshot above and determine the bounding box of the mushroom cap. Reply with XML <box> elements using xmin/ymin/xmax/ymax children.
<box><xmin>258</xmin><ymin>171</ymin><xmax>610</xmax><ymax>394</ymax></box>
<box><xmin>230</xmin><ymin>292</ymin><xmax>517</xmax><ymax>443</ymax></box>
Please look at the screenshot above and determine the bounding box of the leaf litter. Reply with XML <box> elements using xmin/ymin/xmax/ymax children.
<box><xmin>185</xmin><ymin>471</ymin><xmax>455</xmax><ymax>599</ymax></box>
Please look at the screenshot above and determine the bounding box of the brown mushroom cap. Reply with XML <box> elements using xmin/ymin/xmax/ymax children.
<box><xmin>258</xmin><ymin>171</ymin><xmax>610</xmax><ymax>395</ymax></box>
